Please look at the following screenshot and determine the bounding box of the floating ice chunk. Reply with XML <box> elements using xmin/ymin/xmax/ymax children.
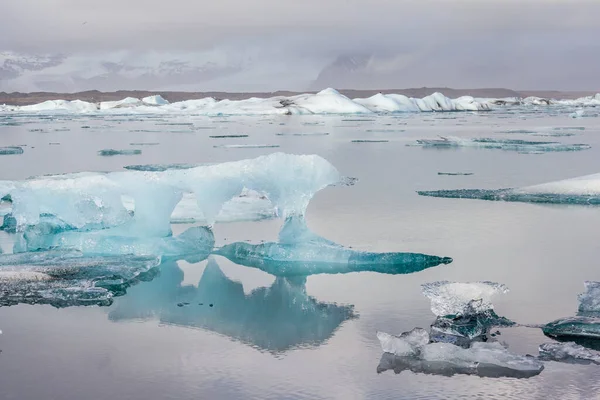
<box><xmin>522</xmin><ymin>97</ymin><xmax>552</xmax><ymax>106</ymax></box>
<box><xmin>421</xmin><ymin>281</ymin><xmax>509</xmax><ymax>317</ymax></box>
<box><xmin>376</xmin><ymin>328</ymin><xmax>430</xmax><ymax>356</ymax></box>
<box><xmin>570</xmin><ymin>109</ymin><xmax>585</xmax><ymax>118</ymax></box>
<box><xmin>216</xmin><ymin>216</ymin><xmax>451</xmax><ymax>276</ymax></box>
<box><xmin>18</xmin><ymin>99</ymin><xmax>98</xmax><ymax>113</ymax></box>
<box><xmin>578</xmin><ymin>281</ymin><xmax>600</xmax><ymax>315</ymax></box>
<box><xmin>108</xmin><ymin>258</ymin><xmax>356</xmax><ymax>351</ymax></box>
<box><xmin>538</xmin><ymin>342</ymin><xmax>600</xmax><ymax>365</ymax></box>
<box><xmin>412</xmin><ymin>136</ymin><xmax>590</xmax><ymax>152</ymax></box>
<box><xmin>123</xmin><ymin>163</ymin><xmax>199</xmax><ymax>171</ymax></box>
<box><xmin>419</xmin><ymin>172</ymin><xmax>600</xmax><ymax>205</ymax></box>
<box><xmin>543</xmin><ymin>316</ymin><xmax>600</xmax><ymax>341</ymax></box>
<box><xmin>0</xmin><ymin>250</ymin><xmax>160</xmax><ymax>307</ymax></box>
<box><xmin>351</xmin><ymin>140</ymin><xmax>389</xmax><ymax>143</ymax></box>
<box><xmin>429</xmin><ymin>310</ymin><xmax>514</xmax><ymax>346</ymax></box>
<box><xmin>0</xmin><ymin>146</ymin><xmax>24</xmax><ymax>155</ymax></box>
<box><xmin>377</xmin><ymin>330</ymin><xmax>544</xmax><ymax>378</ymax></box>
<box><xmin>129</xmin><ymin>142</ymin><xmax>159</xmax><ymax>146</ymax></box>
<box><xmin>209</xmin><ymin>135</ymin><xmax>249</xmax><ymax>138</ymax></box>
<box><xmin>438</xmin><ymin>172</ymin><xmax>473</xmax><ymax>176</ymax></box>
<box><xmin>213</xmin><ymin>144</ymin><xmax>280</xmax><ymax>149</ymax></box>
<box><xmin>275</xmin><ymin>132</ymin><xmax>329</xmax><ymax>136</ymax></box>
<box><xmin>141</xmin><ymin>95</ymin><xmax>169</xmax><ymax>106</ymax></box>
<box><xmin>98</xmin><ymin>149</ymin><xmax>142</xmax><ymax>156</ymax></box>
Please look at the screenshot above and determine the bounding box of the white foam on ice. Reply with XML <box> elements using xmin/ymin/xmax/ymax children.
<box><xmin>515</xmin><ymin>173</ymin><xmax>600</xmax><ymax>196</ymax></box>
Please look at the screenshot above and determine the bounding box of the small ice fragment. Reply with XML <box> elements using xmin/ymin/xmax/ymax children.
<box><xmin>570</xmin><ymin>109</ymin><xmax>585</xmax><ymax>118</ymax></box>
<box><xmin>123</xmin><ymin>163</ymin><xmax>199</xmax><ymax>172</ymax></box>
<box><xmin>129</xmin><ymin>142</ymin><xmax>159</xmax><ymax>146</ymax></box>
<box><xmin>377</xmin><ymin>328</ymin><xmax>430</xmax><ymax>356</ymax></box>
<box><xmin>437</xmin><ymin>172</ymin><xmax>473</xmax><ymax>176</ymax></box>
<box><xmin>0</xmin><ymin>146</ymin><xmax>24</xmax><ymax>155</ymax></box>
<box><xmin>413</xmin><ymin>136</ymin><xmax>590</xmax><ymax>152</ymax></box>
<box><xmin>351</xmin><ymin>140</ymin><xmax>389</xmax><ymax>143</ymax></box>
<box><xmin>98</xmin><ymin>149</ymin><xmax>142</xmax><ymax>156</ymax></box>
<box><xmin>209</xmin><ymin>135</ymin><xmax>249</xmax><ymax>138</ymax></box>
<box><xmin>213</xmin><ymin>144</ymin><xmax>280</xmax><ymax>149</ymax></box>
<box><xmin>538</xmin><ymin>342</ymin><xmax>600</xmax><ymax>365</ymax></box>
<box><xmin>276</xmin><ymin>132</ymin><xmax>329</xmax><ymax>136</ymax></box>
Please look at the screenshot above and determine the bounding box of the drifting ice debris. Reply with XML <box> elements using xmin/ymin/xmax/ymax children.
<box><xmin>98</xmin><ymin>149</ymin><xmax>142</xmax><ymax>156</ymax></box>
<box><xmin>0</xmin><ymin>250</ymin><xmax>160</xmax><ymax>307</ymax></box>
<box><xmin>129</xmin><ymin>142</ymin><xmax>159</xmax><ymax>146</ymax></box>
<box><xmin>351</xmin><ymin>140</ymin><xmax>389</xmax><ymax>143</ymax></box>
<box><xmin>213</xmin><ymin>144</ymin><xmax>280</xmax><ymax>149</ymax></box>
<box><xmin>418</xmin><ymin>172</ymin><xmax>600</xmax><ymax>205</ymax></box>
<box><xmin>421</xmin><ymin>281</ymin><xmax>509</xmax><ymax>317</ymax></box>
<box><xmin>209</xmin><ymin>135</ymin><xmax>249</xmax><ymax>138</ymax></box>
<box><xmin>538</xmin><ymin>342</ymin><xmax>600</xmax><ymax>365</ymax></box>
<box><xmin>578</xmin><ymin>281</ymin><xmax>600</xmax><ymax>315</ymax></box>
<box><xmin>275</xmin><ymin>132</ymin><xmax>329</xmax><ymax>136</ymax></box>
<box><xmin>123</xmin><ymin>163</ymin><xmax>200</xmax><ymax>171</ymax></box>
<box><xmin>421</xmin><ymin>281</ymin><xmax>513</xmax><ymax>345</ymax></box>
<box><xmin>377</xmin><ymin>328</ymin><xmax>430</xmax><ymax>356</ymax></box>
<box><xmin>412</xmin><ymin>137</ymin><xmax>590</xmax><ymax>153</ymax></box>
<box><xmin>0</xmin><ymin>146</ymin><xmax>24</xmax><ymax>155</ymax></box>
<box><xmin>437</xmin><ymin>172</ymin><xmax>473</xmax><ymax>176</ymax></box>
<box><xmin>376</xmin><ymin>329</ymin><xmax>544</xmax><ymax>378</ymax></box>
<box><xmin>0</xmin><ymin>153</ymin><xmax>341</xmax><ymax>231</ymax></box>
<box><xmin>215</xmin><ymin>216</ymin><xmax>451</xmax><ymax>276</ymax></box>
<box><xmin>570</xmin><ymin>109</ymin><xmax>585</xmax><ymax>119</ymax></box>
<box><xmin>108</xmin><ymin>258</ymin><xmax>356</xmax><ymax>351</ymax></box>
<box><xmin>543</xmin><ymin>317</ymin><xmax>600</xmax><ymax>345</ymax></box>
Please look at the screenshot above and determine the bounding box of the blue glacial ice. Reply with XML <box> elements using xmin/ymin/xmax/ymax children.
<box><xmin>419</xmin><ymin>172</ymin><xmax>600</xmax><ymax>205</ymax></box>
<box><xmin>376</xmin><ymin>328</ymin><xmax>544</xmax><ymax>378</ymax></box>
<box><xmin>0</xmin><ymin>250</ymin><xmax>160</xmax><ymax>307</ymax></box>
<box><xmin>215</xmin><ymin>216</ymin><xmax>452</xmax><ymax>276</ymax></box>
<box><xmin>538</xmin><ymin>342</ymin><xmax>600</xmax><ymax>365</ymax></box>
<box><xmin>98</xmin><ymin>149</ymin><xmax>142</xmax><ymax>156</ymax></box>
<box><xmin>123</xmin><ymin>163</ymin><xmax>200</xmax><ymax>172</ymax></box>
<box><xmin>108</xmin><ymin>258</ymin><xmax>356</xmax><ymax>351</ymax></box>
<box><xmin>542</xmin><ymin>282</ymin><xmax>600</xmax><ymax>348</ymax></box>
<box><xmin>0</xmin><ymin>153</ymin><xmax>341</xmax><ymax>232</ymax></box>
<box><xmin>412</xmin><ymin>137</ymin><xmax>590</xmax><ymax>153</ymax></box>
<box><xmin>421</xmin><ymin>281</ymin><xmax>514</xmax><ymax>345</ymax></box>
<box><xmin>0</xmin><ymin>146</ymin><xmax>24</xmax><ymax>155</ymax></box>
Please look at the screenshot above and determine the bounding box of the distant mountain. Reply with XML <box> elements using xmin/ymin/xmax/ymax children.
<box><xmin>0</xmin><ymin>52</ymin><xmax>243</xmax><ymax>92</ymax></box>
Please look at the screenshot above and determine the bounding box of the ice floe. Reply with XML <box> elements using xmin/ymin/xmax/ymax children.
<box><xmin>412</xmin><ymin>137</ymin><xmax>590</xmax><ymax>153</ymax></box>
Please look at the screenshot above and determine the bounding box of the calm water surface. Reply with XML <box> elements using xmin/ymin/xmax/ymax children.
<box><xmin>0</xmin><ymin>108</ymin><xmax>599</xmax><ymax>399</ymax></box>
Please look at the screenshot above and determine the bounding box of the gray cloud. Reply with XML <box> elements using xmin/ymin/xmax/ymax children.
<box><xmin>1</xmin><ymin>0</ymin><xmax>600</xmax><ymax>91</ymax></box>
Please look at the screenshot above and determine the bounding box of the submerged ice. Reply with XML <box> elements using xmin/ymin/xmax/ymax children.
<box><xmin>419</xmin><ymin>172</ymin><xmax>600</xmax><ymax>205</ymax></box>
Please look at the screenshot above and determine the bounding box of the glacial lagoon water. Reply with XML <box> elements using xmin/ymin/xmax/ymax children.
<box><xmin>1</xmin><ymin>106</ymin><xmax>600</xmax><ymax>399</ymax></box>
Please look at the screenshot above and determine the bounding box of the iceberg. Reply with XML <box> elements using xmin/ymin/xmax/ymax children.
<box><xmin>538</xmin><ymin>342</ymin><xmax>600</xmax><ymax>365</ymax></box>
<box><xmin>215</xmin><ymin>216</ymin><xmax>451</xmax><ymax>277</ymax></box>
<box><xmin>0</xmin><ymin>250</ymin><xmax>160</xmax><ymax>307</ymax></box>
<box><xmin>1</xmin><ymin>88</ymin><xmax>492</xmax><ymax>116</ymax></box>
<box><xmin>98</xmin><ymin>149</ymin><xmax>142</xmax><ymax>156</ymax></box>
<box><xmin>108</xmin><ymin>258</ymin><xmax>356</xmax><ymax>352</ymax></box>
<box><xmin>578</xmin><ymin>281</ymin><xmax>600</xmax><ymax>315</ymax></box>
<box><xmin>0</xmin><ymin>146</ymin><xmax>24</xmax><ymax>155</ymax></box>
<box><xmin>0</xmin><ymin>153</ymin><xmax>341</xmax><ymax>232</ymax></box>
<box><xmin>418</xmin><ymin>172</ymin><xmax>600</xmax><ymax>206</ymax></box>
<box><xmin>376</xmin><ymin>329</ymin><xmax>544</xmax><ymax>378</ymax></box>
<box><xmin>412</xmin><ymin>137</ymin><xmax>590</xmax><ymax>153</ymax></box>
<box><xmin>421</xmin><ymin>281</ymin><xmax>514</xmax><ymax>345</ymax></box>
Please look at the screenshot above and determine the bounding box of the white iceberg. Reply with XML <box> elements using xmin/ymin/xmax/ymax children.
<box><xmin>421</xmin><ymin>281</ymin><xmax>509</xmax><ymax>317</ymax></box>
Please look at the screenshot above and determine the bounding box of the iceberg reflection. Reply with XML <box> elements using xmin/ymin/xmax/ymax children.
<box><xmin>108</xmin><ymin>258</ymin><xmax>356</xmax><ymax>352</ymax></box>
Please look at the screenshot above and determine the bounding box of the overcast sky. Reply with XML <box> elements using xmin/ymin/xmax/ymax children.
<box><xmin>2</xmin><ymin>0</ymin><xmax>600</xmax><ymax>91</ymax></box>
